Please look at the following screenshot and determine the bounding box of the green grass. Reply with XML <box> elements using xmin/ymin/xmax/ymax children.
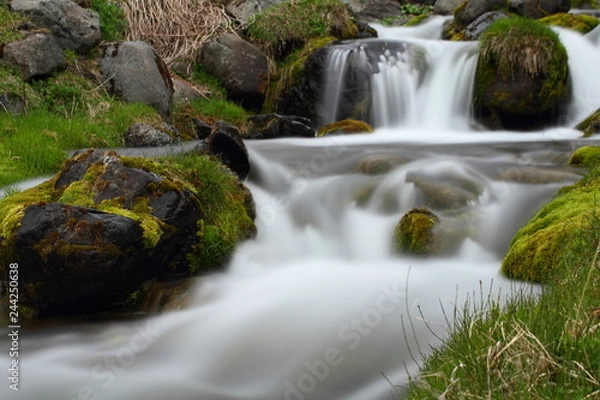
<box><xmin>0</xmin><ymin>103</ymin><xmax>160</xmax><ymax>187</ymax></box>
<box><xmin>245</xmin><ymin>0</ymin><xmax>356</xmax><ymax>59</ymax></box>
<box><xmin>0</xmin><ymin>4</ymin><xmax>26</xmax><ymax>44</ymax></box>
<box><xmin>407</xmin><ymin>165</ymin><xmax>600</xmax><ymax>399</ymax></box>
<box><xmin>90</xmin><ymin>0</ymin><xmax>127</xmax><ymax>41</ymax></box>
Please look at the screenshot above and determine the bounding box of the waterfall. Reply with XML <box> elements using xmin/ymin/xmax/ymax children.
<box><xmin>319</xmin><ymin>18</ymin><xmax>478</xmax><ymax>129</ymax></box>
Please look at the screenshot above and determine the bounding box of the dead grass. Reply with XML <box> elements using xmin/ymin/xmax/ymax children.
<box><xmin>121</xmin><ymin>0</ymin><xmax>235</xmax><ymax>65</ymax></box>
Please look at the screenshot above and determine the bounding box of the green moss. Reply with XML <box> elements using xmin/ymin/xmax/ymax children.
<box><xmin>317</xmin><ymin>119</ymin><xmax>374</xmax><ymax>137</ymax></box>
<box><xmin>245</xmin><ymin>0</ymin><xmax>357</xmax><ymax>59</ymax></box>
<box><xmin>501</xmin><ymin>166</ymin><xmax>600</xmax><ymax>282</ymax></box>
<box><xmin>569</xmin><ymin>146</ymin><xmax>600</xmax><ymax>168</ymax></box>
<box><xmin>393</xmin><ymin>207</ymin><xmax>439</xmax><ymax>256</ymax></box>
<box><xmin>406</xmin><ymin>14</ymin><xmax>430</xmax><ymax>26</ymax></box>
<box><xmin>90</xmin><ymin>0</ymin><xmax>127</xmax><ymax>41</ymax></box>
<box><xmin>540</xmin><ymin>12</ymin><xmax>599</xmax><ymax>34</ymax></box>
<box><xmin>575</xmin><ymin>108</ymin><xmax>600</xmax><ymax>137</ymax></box>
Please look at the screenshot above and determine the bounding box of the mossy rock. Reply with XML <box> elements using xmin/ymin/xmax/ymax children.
<box><xmin>540</xmin><ymin>12</ymin><xmax>599</xmax><ymax>34</ymax></box>
<box><xmin>0</xmin><ymin>149</ymin><xmax>256</xmax><ymax>318</ymax></box>
<box><xmin>317</xmin><ymin>119</ymin><xmax>374</xmax><ymax>137</ymax></box>
<box><xmin>393</xmin><ymin>207</ymin><xmax>440</xmax><ymax>256</ymax></box>
<box><xmin>473</xmin><ymin>17</ymin><xmax>569</xmax><ymax>130</ymax></box>
<box><xmin>501</xmin><ymin>165</ymin><xmax>600</xmax><ymax>283</ymax></box>
<box><xmin>569</xmin><ymin>146</ymin><xmax>600</xmax><ymax>168</ymax></box>
<box><xmin>244</xmin><ymin>0</ymin><xmax>358</xmax><ymax>60</ymax></box>
<box><xmin>575</xmin><ymin>108</ymin><xmax>600</xmax><ymax>137</ymax></box>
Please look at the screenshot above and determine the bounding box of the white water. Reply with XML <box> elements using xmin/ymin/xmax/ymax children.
<box><xmin>2</xmin><ymin>17</ymin><xmax>600</xmax><ymax>400</ymax></box>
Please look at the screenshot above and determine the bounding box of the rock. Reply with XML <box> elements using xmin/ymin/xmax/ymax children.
<box><xmin>198</xmin><ymin>34</ymin><xmax>269</xmax><ymax>112</ymax></box>
<box><xmin>11</xmin><ymin>0</ymin><xmax>101</xmax><ymax>54</ymax></box>
<box><xmin>433</xmin><ymin>0</ymin><xmax>464</xmax><ymax>15</ymax></box>
<box><xmin>507</xmin><ymin>0</ymin><xmax>570</xmax><ymax>19</ymax></box>
<box><xmin>464</xmin><ymin>11</ymin><xmax>510</xmax><ymax>41</ymax></box>
<box><xmin>393</xmin><ymin>207</ymin><xmax>440</xmax><ymax>256</ymax></box>
<box><xmin>124</xmin><ymin>123</ymin><xmax>179</xmax><ymax>147</ymax></box>
<box><xmin>246</xmin><ymin>114</ymin><xmax>316</xmax><ymax>139</ymax></box>
<box><xmin>473</xmin><ymin>17</ymin><xmax>569</xmax><ymax>130</ymax></box>
<box><xmin>455</xmin><ymin>0</ymin><xmax>571</xmax><ymax>28</ymax></box>
<box><xmin>199</xmin><ymin>121</ymin><xmax>251</xmax><ymax>180</ymax></box>
<box><xmin>569</xmin><ymin>146</ymin><xmax>600</xmax><ymax>168</ymax></box>
<box><xmin>100</xmin><ymin>41</ymin><xmax>174</xmax><ymax>121</ymax></box>
<box><xmin>278</xmin><ymin>40</ymin><xmax>427</xmax><ymax>127</ymax></box>
<box><xmin>576</xmin><ymin>108</ymin><xmax>600</xmax><ymax>137</ymax></box>
<box><xmin>0</xmin><ymin>149</ymin><xmax>256</xmax><ymax>317</ymax></box>
<box><xmin>406</xmin><ymin>173</ymin><xmax>480</xmax><ymax>210</ymax></box>
<box><xmin>497</xmin><ymin>166</ymin><xmax>582</xmax><ymax>183</ymax></box>
<box><xmin>540</xmin><ymin>12</ymin><xmax>600</xmax><ymax>34</ymax></box>
<box><xmin>454</xmin><ymin>0</ymin><xmax>506</xmax><ymax>29</ymax></box>
<box><xmin>342</xmin><ymin>0</ymin><xmax>410</xmax><ymax>21</ymax></box>
<box><xmin>356</xmin><ymin>154</ymin><xmax>407</xmax><ymax>175</ymax></box>
<box><xmin>192</xmin><ymin>118</ymin><xmax>213</xmax><ymax>140</ymax></box>
<box><xmin>172</xmin><ymin>76</ymin><xmax>204</xmax><ymax>105</ymax></box>
<box><xmin>317</xmin><ymin>119</ymin><xmax>374</xmax><ymax>136</ymax></box>
<box><xmin>1</xmin><ymin>33</ymin><xmax>66</xmax><ymax>80</ymax></box>
<box><xmin>501</xmin><ymin>162</ymin><xmax>599</xmax><ymax>283</ymax></box>
<box><xmin>0</xmin><ymin>93</ymin><xmax>25</xmax><ymax>115</ymax></box>
<box><xmin>226</xmin><ymin>0</ymin><xmax>284</xmax><ymax>24</ymax></box>
<box><xmin>276</xmin><ymin>46</ymin><xmax>330</xmax><ymax>125</ymax></box>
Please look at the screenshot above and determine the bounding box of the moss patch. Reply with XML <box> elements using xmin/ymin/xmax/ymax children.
<box><xmin>317</xmin><ymin>119</ymin><xmax>374</xmax><ymax>136</ymax></box>
<box><xmin>569</xmin><ymin>146</ymin><xmax>600</xmax><ymax>168</ymax></box>
<box><xmin>393</xmin><ymin>207</ymin><xmax>439</xmax><ymax>256</ymax></box>
<box><xmin>501</xmin><ymin>165</ymin><xmax>600</xmax><ymax>282</ymax></box>
<box><xmin>575</xmin><ymin>108</ymin><xmax>600</xmax><ymax>137</ymax></box>
<box><xmin>540</xmin><ymin>12</ymin><xmax>599</xmax><ymax>34</ymax></box>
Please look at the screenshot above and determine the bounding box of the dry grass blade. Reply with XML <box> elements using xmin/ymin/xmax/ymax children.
<box><xmin>121</xmin><ymin>0</ymin><xmax>235</xmax><ymax>65</ymax></box>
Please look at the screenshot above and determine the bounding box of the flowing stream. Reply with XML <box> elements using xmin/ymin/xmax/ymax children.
<box><xmin>2</xmin><ymin>17</ymin><xmax>600</xmax><ymax>400</ymax></box>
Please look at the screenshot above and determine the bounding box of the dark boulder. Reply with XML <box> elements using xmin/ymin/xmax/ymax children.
<box><xmin>100</xmin><ymin>41</ymin><xmax>174</xmax><ymax>121</ymax></box>
<box><xmin>11</xmin><ymin>0</ymin><xmax>101</xmax><ymax>54</ymax></box>
<box><xmin>1</xmin><ymin>33</ymin><xmax>66</xmax><ymax>80</ymax></box>
<box><xmin>198</xmin><ymin>121</ymin><xmax>251</xmax><ymax>180</ymax></box>
<box><xmin>246</xmin><ymin>114</ymin><xmax>316</xmax><ymax>139</ymax></box>
<box><xmin>473</xmin><ymin>17</ymin><xmax>569</xmax><ymax>130</ymax></box>
<box><xmin>0</xmin><ymin>149</ymin><xmax>256</xmax><ymax>317</ymax></box>
<box><xmin>464</xmin><ymin>11</ymin><xmax>510</xmax><ymax>41</ymax></box>
<box><xmin>198</xmin><ymin>34</ymin><xmax>269</xmax><ymax>112</ymax></box>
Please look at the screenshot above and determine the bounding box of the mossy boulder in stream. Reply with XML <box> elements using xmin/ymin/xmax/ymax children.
<box><xmin>0</xmin><ymin>149</ymin><xmax>256</xmax><ymax>317</ymax></box>
<box><xmin>473</xmin><ymin>17</ymin><xmax>569</xmax><ymax>130</ymax></box>
<box><xmin>575</xmin><ymin>108</ymin><xmax>600</xmax><ymax>138</ymax></box>
<box><xmin>502</xmin><ymin>153</ymin><xmax>600</xmax><ymax>282</ymax></box>
<box><xmin>540</xmin><ymin>12</ymin><xmax>600</xmax><ymax>34</ymax></box>
<box><xmin>317</xmin><ymin>119</ymin><xmax>374</xmax><ymax>136</ymax></box>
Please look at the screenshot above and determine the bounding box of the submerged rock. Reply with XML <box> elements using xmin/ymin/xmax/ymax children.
<box><xmin>317</xmin><ymin>119</ymin><xmax>374</xmax><ymax>136</ymax></box>
<box><xmin>246</xmin><ymin>114</ymin><xmax>316</xmax><ymax>139</ymax></box>
<box><xmin>393</xmin><ymin>207</ymin><xmax>440</xmax><ymax>256</ymax></box>
<box><xmin>0</xmin><ymin>149</ymin><xmax>256</xmax><ymax>317</ymax></box>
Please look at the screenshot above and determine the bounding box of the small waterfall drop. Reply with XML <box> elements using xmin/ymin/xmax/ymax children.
<box><xmin>319</xmin><ymin>17</ymin><xmax>478</xmax><ymax>129</ymax></box>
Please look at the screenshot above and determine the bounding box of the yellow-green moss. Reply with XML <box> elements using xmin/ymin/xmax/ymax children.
<box><xmin>317</xmin><ymin>119</ymin><xmax>374</xmax><ymax>137</ymax></box>
<box><xmin>575</xmin><ymin>108</ymin><xmax>600</xmax><ymax>137</ymax></box>
<box><xmin>393</xmin><ymin>207</ymin><xmax>439</xmax><ymax>256</ymax></box>
<box><xmin>501</xmin><ymin>167</ymin><xmax>600</xmax><ymax>282</ymax></box>
<box><xmin>540</xmin><ymin>12</ymin><xmax>599</xmax><ymax>34</ymax></box>
<box><xmin>569</xmin><ymin>146</ymin><xmax>600</xmax><ymax>168</ymax></box>
<box><xmin>406</xmin><ymin>15</ymin><xmax>430</xmax><ymax>26</ymax></box>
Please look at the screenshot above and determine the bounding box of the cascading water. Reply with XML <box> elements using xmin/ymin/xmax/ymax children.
<box><xmin>2</xmin><ymin>16</ymin><xmax>600</xmax><ymax>400</ymax></box>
